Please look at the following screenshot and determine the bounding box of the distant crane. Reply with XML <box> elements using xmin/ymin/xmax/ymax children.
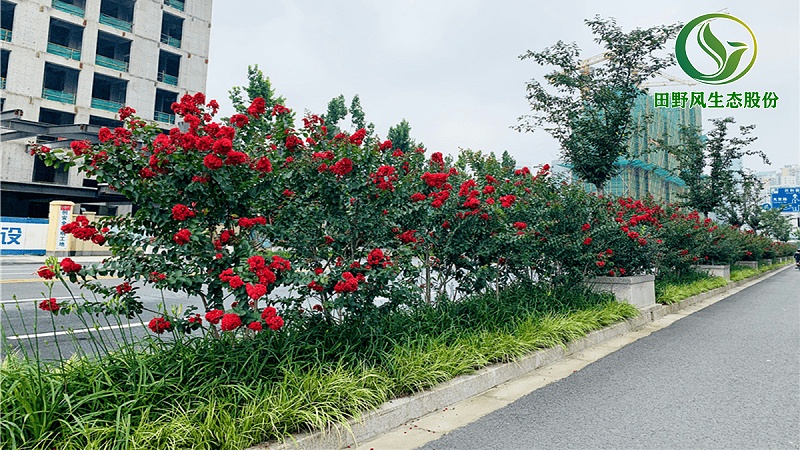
<box><xmin>577</xmin><ymin>52</ymin><xmax>696</xmax><ymax>88</ymax></box>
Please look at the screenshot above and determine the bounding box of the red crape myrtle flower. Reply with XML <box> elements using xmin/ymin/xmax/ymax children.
<box><xmin>173</xmin><ymin>229</ymin><xmax>191</xmax><ymax>245</ymax></box>
<box><xmin>266</xmin><ymin>315</ymin><xmax>284</xmax><ymax>331</ymax></box>
<box><xmin>220</xmin><ymin>313</ymin><xmax>242</xmax><ymax>331</ymax></box>
<box><xmin>248</xmin><ymin>322</ymin><xmax>263</xmax><ymax>332</ymax></box>
<box><xmin>333</xmin><ymin>272</ymin><xmax>359</xmax><ymax>293</ymax></box>
<box><xmin>205</xmin><ymin>309</ymin><xmax>224</xmax><ymax>325</ymax></box>
<box><xmin>39</xmin><ymin>298</ymin><xmax>60</xmax><ymax>312</ymax></box>
<box><xmin>248</xmin><ymin>97</ymin><xmax>267</xmax><ymax>117</ymax></box>
<box><xmin>171</xmin><ymin>204</ymin><xmax>196</xmax><ymax>221</ymax></box>
<box><xmin>148</xmin><ymin>317</ymin><xmax>171</xmax><ymax>334</ymax></box>
<box><xmin>60</xmin><ymin>258</ymin><xmax>82</xmax><ymax>273</ymax></box>
<box><xmin>396</xmin><ymin>229</ymin><xmax>418</xmax><ymax>244</ymax></box>
<box><xmin>329</xmin><ymin>158</ymin><xmax>353</xmax><ymax>176</ymax></box>
<box><xmin>230</xmin><ymin>114</ymin><xmax>249</xmax><ymax>128</ymax></box>
<box><xmin>513</xmin><ymin>222</ymin><xmax>527</xmax><ymax>230</ymax></box>
<box><xmin>37</xmin><ymin>266</ymin><xmax>56</xmax><ymax>279</ymax></box>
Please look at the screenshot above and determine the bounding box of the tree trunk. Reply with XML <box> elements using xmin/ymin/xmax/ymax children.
<box><xmin>596</xmin><ymin>183</ymin><xmax>605</xmax><ymax>197</ymax></box>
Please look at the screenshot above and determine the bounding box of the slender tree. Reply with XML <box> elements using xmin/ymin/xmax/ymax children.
<box><xmin>670</xmin><ymin>117</ymin><xmax>768</xmax><ymax>218</ymax></box>
<box><xmin>516</xmin><ymin>16</ymin><xmax>681</xmax><ymax>195</ymax></box>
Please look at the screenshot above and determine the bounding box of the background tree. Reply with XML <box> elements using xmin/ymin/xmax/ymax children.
<box><xmin>716</xmin><ymin>171</ymin><xmax>764</xmax><ymax>229</ymax></box>
<box><xmin>229</xmin><ymin>65</ymin><xmax>284</xmax><ymax>113</ymax></box>
<box><xmin>386</xmin><ymin>119</ymin><xmax>423</xmax><ymax>153</ymax></box>
<box><xmin>670</xmin><ymin>117</ymin><xmax>768</xmax><ymax>218</ymax></box>
<box><xmin>323</xmin><ymin>94</ymin><xmax>349</xmax><ymax>139</ymax></box>
<box><xmin>516</xmin><ymin>16</ymin><xmax>681</xmax><ymax>195</ymax></box>
<box><xmin>760</xmin><ymin>208</ymin><xmax>793</xmax><ymax>242</ymax></box>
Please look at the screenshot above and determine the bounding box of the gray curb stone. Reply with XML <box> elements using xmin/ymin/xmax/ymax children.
<box><xmin>249</xmin><ymin>264</ymin><xmax>791</xmax><ymax>450</ymax></box>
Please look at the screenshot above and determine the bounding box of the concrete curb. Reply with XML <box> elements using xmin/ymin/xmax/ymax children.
<box><xmin>250</xmin><ymin>264</ymin><xmax>792</xmax><ymax>450</ymax></box>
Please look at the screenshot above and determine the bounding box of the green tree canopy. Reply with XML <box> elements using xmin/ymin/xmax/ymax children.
<box><xmin>517</xmin><ymin>16</ymin><xmax>681</xmax><ymax>195</ymax></box>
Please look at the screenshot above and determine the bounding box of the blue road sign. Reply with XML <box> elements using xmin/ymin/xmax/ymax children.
<box><xmin>770</xmin><ymin>187</ymin><xmax>800</xmax><ymax>212</ymax></box>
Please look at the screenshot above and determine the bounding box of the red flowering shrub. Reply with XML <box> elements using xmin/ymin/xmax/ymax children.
<box><xmin>31</xmin><ymin>75</ymin><xmax>791</xmax><ymax>340</ymax></box>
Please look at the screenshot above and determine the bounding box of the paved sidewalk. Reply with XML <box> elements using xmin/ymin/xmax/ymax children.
<box><xmin>410</xmin><ymin>267</ymin><xmax>800</xmax><ymax>449</ymax></box>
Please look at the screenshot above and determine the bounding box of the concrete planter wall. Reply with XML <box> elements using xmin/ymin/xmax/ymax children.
<box><xmin>697</xmin><ymin>264</ymin><xmax>730</xmax><ymax>281</ymax></box>
<box><xmin>589</xmin><ymin>274</ymin><xmax>655</xmax><ymax>309</ymax></box>
<box><xmin>735</xmin><ymin>261</ymin><xmax>758</xmax><ymax>269</ymax></box>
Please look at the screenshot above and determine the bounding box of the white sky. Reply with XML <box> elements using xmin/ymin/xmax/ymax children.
<box><xmin>205</xmin><ymin>0</ymin><xmax>799</xmax><ymax>173</ymax></box>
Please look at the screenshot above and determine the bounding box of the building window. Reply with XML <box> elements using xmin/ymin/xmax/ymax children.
<box><xmin>39</xmin><ymin>107</ymin><xmax>76</xmax><ymax>125</ymax></box>
<box><xmin>99</xmin><ymin>0</ymin><xmax>135</xmax><ymax>32</ymax></box>
<box><xmin>1</xmin><ymin>1</ymin><xmax>15</xmax><ymax>42</ymax></box>
<box><xmin>42</xmin><ymin>62</ymin><xmax>79</xmax><ymax>104</ymax></box>
<box><xmin>91</xmin><ymin>73</ymin><xmax>128</xmax><ymax>112</ymax></box>
<box><xmin>164</xmin><ymin>0</ymin><xmax>184</xmax><ymax>12</ymax></box>
<box><xmin>160</xmin><ymin>12</ymin><xmax>183</xmax><ymax>48</ymax></box>
<box><xmin>157</xmin><ymin>50</ymin><xmax>180</xmax><ymax>86</ymax></box>
<box><xmin>89</xmin><ymin>115</ymin><xmax>123</xmax><ymax>128</ymax></box>
<box><xmin>154</xmin><ymin>88</ymin><xmax>177</xmax><ymax>124</ymax></box>
<box><xmin>33</xmin><ymin>154</ymin><xmax>69</xmax><ymax>184</ymax></box>
<box><xmin>0</xmin><ymin>49</ymin><xmax>8</xmax><ymax>90</ymax></box>
<box><xmin>95</xmin><ymin>31</ymin><xmax>131</xmax><ymax>72</ymax></box>
<box><xmin>51</xmin><ymin>0</ymin><xmax>86</xmax><ymax>18</ymax></box>
<box><xmin>47</xmin><ymin>18</ymin><xmax>84</xmax><ymax>61</ymax></box>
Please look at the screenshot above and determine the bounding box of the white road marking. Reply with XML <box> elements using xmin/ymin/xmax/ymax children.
<box><xmin>5</xmin><ymin>322</ymin><xmax>145</xmax><ymax>340</ymax></box>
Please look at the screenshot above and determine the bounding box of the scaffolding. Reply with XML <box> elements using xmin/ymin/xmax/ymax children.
<box><xmin>574</xmin><ymin>94</ymin><xmax>702</xmax><ymax>202</ymax></box>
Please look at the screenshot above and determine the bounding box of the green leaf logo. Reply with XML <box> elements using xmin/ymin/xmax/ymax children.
<box><xmin>676</xmin><ymin>13</ymin><xmax>757</xmax><ymax>85</ymax></box>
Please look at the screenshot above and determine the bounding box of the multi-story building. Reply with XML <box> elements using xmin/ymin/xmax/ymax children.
<box><xmin>0</xmin><ymin>0</ymin><xmax>212</xmax><ymax>218</ymax></box>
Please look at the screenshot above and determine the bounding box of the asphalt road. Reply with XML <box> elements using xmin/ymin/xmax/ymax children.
<box><xmin>0</xmin><ymin>260</ymin><xmax>293</xmax><ymax>361</ymax></box>
<box><xmin>419</xmin><ymin>267</ymin><xmax>800</xmax><ymax>450</ymax></box>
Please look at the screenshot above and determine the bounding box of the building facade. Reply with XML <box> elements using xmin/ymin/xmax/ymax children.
<box><xmin>1</xmin><ymin>0</ymin><xmax>212</xmax><ymax>218</ymax></box>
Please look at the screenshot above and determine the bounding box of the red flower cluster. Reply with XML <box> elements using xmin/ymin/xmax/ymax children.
<box><xmin>513</xmin><ymin>222</ymin><xmax>527</xmax><ymax>230</ymax></box>
<box><xmin>270</xmin><ymin>103</ymin><xmax>289</xmax><ymax>116</ymax></box>
<box><xmin>370</xmin><ymin>165</ymin><xmax>398</xmax><ymax>191</ymax></box>
<box><xmin>238</xmin><ymin>216</ymin><xmax>267</xmax><ymax>228</ymax></box>
<box><xmin>333</xmin><ymin>272</ymin><xmax>359</xmax><ymax>293</ymax></box>
<box><xmin>230</xmin><ymin>114</ymin><xmax>249</xmax><ymax>128</ymax></box>
<box><xmin>349</xmin><ymin>128</ymin><xmax>367</xmax><ymax>146</ymax></box>
<box><xmin>219</xmin><ymin>268</ymin><xmax>244</xmax><ymax>289</ymax></box>
<box><xmin>367</xmin><ymin>248</ymin><xmax>390</xmax><ymax>268</ymax></box>
<box><xmin>205</xmin><ymin>309</ymin><xmax>224</xmax><ymax>324</ymax></box>
<box><xmin>220</xmin><ymin>313</ymin><xmax>242</xmax><ymax>331</ymax></box>
<box><xmin>499</xmin><ymin>195</ymin><xmax>516</xmax><ymax>208</ymax></box>
<box><xmin>60</xmin><ymin>258</ymin><xmax>82</xmax><ymax>273</ymax></box>
<box><xmin>61</xmin><ymin>215</ymin><xmax>102</xmax><ymax>242</ymax></box>
<box><xmin>115</xmin><ymin>282</ymin><xmax>132</xmax><ymax>294</ymax></box>
<box><xmin>421</xmin><ymin>172</ymin><xmax>450</xmax><ymax>189</ymax></box>
<box><xmin>329</xmin><ymin>158</ymin><xmax>353</xmax><ymax>176</ymax></box>
<box><xmin>246</xmin><ymin>283</ymin><xmax>267</xmax><ymax>300</ymax></box>
<box><xmin>70</xmin><ymin>140</ymin><xmax>91</xmax><ymax>156</ymax></box>
<box><xmin>172</xmin><ymin>229</ymin><xmax>191</xmax><ymax>245</ymax></box>
<box><xmin>411</xmin><ymin>192</ymin><xmax>427</xmax><ymax>202</ymax></box>
<box><xmin>171</xmin><ymin>204</ymin><xmax>196</xmax><ymax>221</ymax></box>
<box><xmin>396</xmin><ymin>229</ymin><xmax>418</xmax><ymax>244</ymax></box>
<box><xmin>255</xmin><ymin>156</ymin><xmax>273</xmax><ymax>173</ymax></box>
<box><xmin>37</xmin><ymin>266</ymin><xmax>56</xmax><ymax>279</ymax></box>
<box><xmin>261</xmin><ymin>306</ymin><xmax>284</xmax><ymax>330</ymax></box>
<box><xmin>118</xmin><ymin>106</ymin><xmax>136</xmax><ymax>120</ymax></box>
<box><xmin>148</xmin><ymin>317</ymin><xmax>171</xmax><ymax>334</ymax></box>
<box><xmin>39</xmin><ymin>297</ymin><xmax>60</xmax><ymax>312</ymax></box>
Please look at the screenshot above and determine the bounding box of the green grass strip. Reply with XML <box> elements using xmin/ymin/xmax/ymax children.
<box><xmin>2</xmin><ymin>288</ymin><xmax>637</xmax><ymax>449</ymax></box>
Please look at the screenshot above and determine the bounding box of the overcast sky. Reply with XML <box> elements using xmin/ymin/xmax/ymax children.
<box><xmin>205</xmin><ymin>0</ymin><xmax>799</xmax><ymax>173</ymax></box>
